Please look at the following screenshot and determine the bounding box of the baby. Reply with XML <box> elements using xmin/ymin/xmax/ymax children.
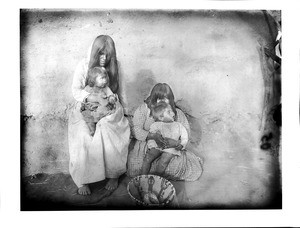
<box><xmin>81</xmin><ymin>67</ymin><xmax>118</xmax><ymax>136</ymax></box>
<box><xmin>141</xmin><ymin>102</ymin><xmax>189</xmax><ymax>176</ymax></box>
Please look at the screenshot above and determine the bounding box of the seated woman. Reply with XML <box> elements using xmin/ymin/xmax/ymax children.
<box><xmin>68</xmin><ymin>35</ymin><xmax>130</xmax><ymax>195</ymax></box>
<box><xmin>127</xmin><ymin>83</ymin><xmax>203</xmax><ymax>181</ymax></box>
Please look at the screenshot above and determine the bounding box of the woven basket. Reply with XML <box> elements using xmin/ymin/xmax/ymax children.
<box><xmin>127</xmin><ymin>174</ymin><xmax>176</xmax><ymax>207</ymax></box>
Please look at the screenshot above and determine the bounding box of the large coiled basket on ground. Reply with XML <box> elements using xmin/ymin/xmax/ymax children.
<box><xmin>127</xmin><ymin>174</ymin><xmax>176</xmax><ymax>207</ymax></box>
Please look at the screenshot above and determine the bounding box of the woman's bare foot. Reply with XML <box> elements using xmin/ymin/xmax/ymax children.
<box><xmin>78</xmin><ymin>184</ymin><xmax>91</xmax><ymax>195</ymax></box>
<box><xmin>105</xmin><ymin>178</ymin><xmax>118</xmax><ymax>191</ymax></box>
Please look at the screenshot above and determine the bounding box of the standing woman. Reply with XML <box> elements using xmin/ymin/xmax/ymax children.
<box><xmin>127</xmin><ymin>83</ymin><xmax>203</xmax><ymax>181</ymax></box>
<box><xmin>68</xmin><ymin>35</ymin><xmax>130</xmax><ymax>195</ymax></box>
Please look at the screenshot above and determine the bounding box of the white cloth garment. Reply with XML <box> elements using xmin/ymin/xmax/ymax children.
<box><xmin>68</xmin><ymin>46</ymin><xmax>130</xmax><ymax>187</ymax></box>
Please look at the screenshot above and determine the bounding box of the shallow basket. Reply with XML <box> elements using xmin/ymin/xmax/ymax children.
<box><xmin>127</xmin><ymin>174</ymin><xmax>176</xmax><ymax>207</ymax></box>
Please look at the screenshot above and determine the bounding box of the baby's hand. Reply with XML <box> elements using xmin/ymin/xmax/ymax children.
<box><xmin>108</xmin><ymin>94</ymin><xmax>117</xmax><ymax>104</ymax></box>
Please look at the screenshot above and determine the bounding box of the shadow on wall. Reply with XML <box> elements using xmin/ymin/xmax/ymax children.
<box><xmin>122</xmin><ymin>69</ymin><xmax>157</xmax><ymax>114</ymax></box>
<box><xmin>176</xmin><ymin>99</ymin><xmax>203</xmax><ymax>149</ymax></box>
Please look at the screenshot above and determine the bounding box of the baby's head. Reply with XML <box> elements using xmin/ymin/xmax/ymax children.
<box><xmin>151</xmin><ymin>102</ymin><xmax>175</xmax><ymax>123</ymax></box>
<box><xmin>87</xmin><ymin>67</ymin><xmax>109</xmax><ymax>88</ymax></box>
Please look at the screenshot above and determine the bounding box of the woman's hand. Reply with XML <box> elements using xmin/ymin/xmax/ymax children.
<box><xmin>85</xmin><ymin>102</ymin><xmax>99</xmax><ymax>111</ymax></box>
<box><xmin>147</xmin><ymin>132</ymin><xmax>166</xmax><ymax>148</ymax></box>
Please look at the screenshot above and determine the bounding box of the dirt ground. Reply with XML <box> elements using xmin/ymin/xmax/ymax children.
<box><xmin>21</xmin><ymin>151</ymin><xmax>281</xmax><ymax>211</ymax></box>
<box><xmin>21</xmin><ymin>172</ymin><xmax>187</xmax><ymax>210</ymax></box>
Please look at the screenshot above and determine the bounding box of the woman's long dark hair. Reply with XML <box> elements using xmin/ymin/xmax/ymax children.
<box><xmin>88</xmin><ymin>35</ymin><xmax>119</xmax><ymax>94</ymax></box>
<box><xmin>145</xmin><ymin>83</ymin><xmax>177</xmax><ymax>119</ymax></box>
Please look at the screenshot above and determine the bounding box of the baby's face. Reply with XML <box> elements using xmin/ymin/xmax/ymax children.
<box><xmin>94</xmin><ymin>74</ymin><xmax>108</xmax><ymax>88</ymax></box>
<box><xmin>159</xmin><ymin>107</ymin><xmax>175</xmax><ymax>122</ymax></box>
